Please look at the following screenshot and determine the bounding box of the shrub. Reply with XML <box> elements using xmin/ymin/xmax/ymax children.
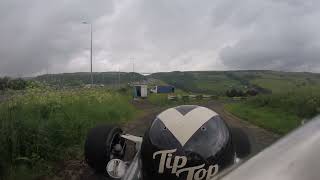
<box><xmin>0</xmin><ymin>89</ymin><xmax>138</xmax><ymax>178</ymax></box>
<box><xmin>246</xmin><ymin>89</ymin><xmax>258</xmax><ymax>96</ymax></box>
<box><xmin>0</xmin><ymin>78</ymin><xmax>28</xmax><ymax>91</ymax></box>
<box><xmin>0</xmin><ymin>77</ymin><xmax>10</xmax><ymax>90</ymax></box>
<box><xmin>247</xmin><ymin>90</ymin><xmax>320</xmax><ymax>119</ymax></box>
<box><xmin>226</xmin><ymin>88</ymin><xmax>245</xmax><ymax>97</ymax></box>
<box><xmin>7</xmin><ymin>78</ymin><xmax>27</xmax><ymax>90</ymax></box>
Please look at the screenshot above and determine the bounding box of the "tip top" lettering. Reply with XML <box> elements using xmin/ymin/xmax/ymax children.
<box><xmin>153</xmin><ymin>149</ymin><xmax>219</xmax><ymax>180</ymax></box>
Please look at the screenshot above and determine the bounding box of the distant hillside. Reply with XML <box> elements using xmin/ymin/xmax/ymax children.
<box><xmin>150</xmin><ymin>70</ymin><xmax>320</xmax><ymax>95</ymax></box>
<box><xmin>35</xmin><ymin>72</ymin><xmax>146</xmax><ymax>87</ymax></box>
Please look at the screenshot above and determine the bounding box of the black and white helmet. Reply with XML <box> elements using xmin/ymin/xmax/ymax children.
<box><xmin>141</xmin><ymin>105</ymin><xmax>236</xmax><ymax>180</ymax></box>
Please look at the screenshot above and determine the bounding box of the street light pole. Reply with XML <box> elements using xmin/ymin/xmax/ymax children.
<box><xmin>90</xmin><ymin>23</ymin><xmax>93</xmax><ymax>87</ymax></box>
<box><xmin>118</xmin><ymin>65</ymin><xmax>121</xmax><ymax>89</ymax></box>
<box><xmin>83</xmin><ymin>21</ymin><xmax>93</xmax><ymax>87</ymax></box>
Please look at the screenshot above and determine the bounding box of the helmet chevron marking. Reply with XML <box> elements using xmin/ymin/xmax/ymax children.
<box><xmin>157</xmin><ymin>106</ymin><xmax>218</xmax><ymax>146</ymax></box>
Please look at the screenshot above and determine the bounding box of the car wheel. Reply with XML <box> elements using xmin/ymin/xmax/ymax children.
<box><xmin>85</xmin><ymin>124</ymin><xmax>125</xmax><ymax>173</ymax></box>
<box><xmin>231</xmin><ymin>128</ymin><xmax>251</xmax><ymax>158</ymax></box>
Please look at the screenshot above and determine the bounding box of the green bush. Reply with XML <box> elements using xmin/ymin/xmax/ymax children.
<box><xmin>226</xmin><ymin>88</ymin><xmax>245</xmax><ymax>97</ymax></box>
<box><xmin>0</xmin><ymin>78</ymin><xmax>28</xmax><ymax>91</ymax></box>
<box><xmin>0</xmin><ymin>77</ymin><xmax>10</xmax><ymax>90</ymax></box>
<box><xmin>7</xmin><ymin>79</ymin><xmax>27</xmax><ymax>90</ymax></box>
<box><xmin>0</xmin><ymin>88</ymin><xmax>139</xmax><ymax>178</ymax></box>
<box><xmin>247</xmin><ymin>90</ymin><xmax>320</xmax><ymax>119</ymax></box>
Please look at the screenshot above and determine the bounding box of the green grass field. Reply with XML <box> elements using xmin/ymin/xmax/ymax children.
<box><xmin>225</xmin><ymin>88</ymin><xmax>320</xmax><ymax>134</ymax></box>
<box><xmin>0</xmin><ymin>88</ymin><xmax>140</xmax><ymax>179</ymax></box>
<box><xmin>225</xmin><ymin>103</ymin><xmax>300</xmax><ymax>134</ymax></box>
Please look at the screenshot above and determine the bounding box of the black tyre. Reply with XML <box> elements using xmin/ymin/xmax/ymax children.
<box><xmin>84</xmin><ymin>124</ymin><xmax>125</xmax><ymax>173</ymax></box>
<box><xmin>231</xmin><ymin>128</ymin><xmax>251</xmax><ymax>158</ymax></box>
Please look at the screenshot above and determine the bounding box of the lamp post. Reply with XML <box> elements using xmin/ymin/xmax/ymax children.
<box><xmin>82</xmin><ymin>21</ymin><xmax>93</xmax><ymax>87</ymax></box>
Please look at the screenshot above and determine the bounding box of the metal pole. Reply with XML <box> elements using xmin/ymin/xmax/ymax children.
<box><xmin>90</xmin><ymin>23</ymin><xmax>93</xmax><ymax>87</ymax></box>
<box><xmin>118</xmin><ymin>66</ymin><xmax>121</xmax><ymax>89</ymax></box>
<box><xmin>132</xmin><ymin>57</ymin><xmax>135</xmax><ymax>84</ymax></box>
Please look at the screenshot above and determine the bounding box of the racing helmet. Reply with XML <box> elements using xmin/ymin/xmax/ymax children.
<box><xmin>141</xmin><ymin>105</ymin><xmax>235</xmax><ymax>180</ymax></box>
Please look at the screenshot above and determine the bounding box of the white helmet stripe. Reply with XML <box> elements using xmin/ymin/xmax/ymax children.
<box><xmin>157</xmin><ymin>107</ymin><xmax>218</xmax><ymax>146</ymax></box>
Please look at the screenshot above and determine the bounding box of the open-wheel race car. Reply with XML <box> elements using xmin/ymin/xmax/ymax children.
<box><xmin>84</xmin><ymin>105</ymin><xmax>251</xmax><ymax>180</ymax></box>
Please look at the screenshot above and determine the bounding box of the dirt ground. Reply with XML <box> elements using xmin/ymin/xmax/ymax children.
<box><xmin>51</xmin><ymin>100</ymin><xmax>279</xmax><ymax>180</ymax></box>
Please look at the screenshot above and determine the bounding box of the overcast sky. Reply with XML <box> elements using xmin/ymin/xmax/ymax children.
<box><xmin>0</xmin><ymin>0</ymin><xmax>320</xmax><ymax>76</ymax></box>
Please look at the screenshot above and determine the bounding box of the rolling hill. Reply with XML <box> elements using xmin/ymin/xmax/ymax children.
<box><xmin>31</xmin><ymin>70</ymin><xmax>320</xmax><ymax>95</ymax></box>
<box><xmin>34</xmin><ymin>72</ymin><xmax>146</xmax><ymax>87</ymax></box>
<box><xmin>150</xmin><ymin>70</ymin><xmax>320</xmax><ymax>95</ymax></box>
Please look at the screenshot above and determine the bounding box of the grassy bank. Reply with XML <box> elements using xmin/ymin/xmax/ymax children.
<box><xmin>0</xmin><ymin>88</ymin><xmax>139</xmax><ymax>179</ymax></box>
<box><xmin>225</xmin><ymin>90</ymin><xmax>320</xmax><ymax>134</ymax></box>
<box><xmin>225</xmin><ymin>103</ymin><xmax>300</xmax><ymax>134</ymax></box>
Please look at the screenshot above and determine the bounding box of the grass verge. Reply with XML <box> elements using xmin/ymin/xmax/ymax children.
<box><xmin>225</xmin><ymin>103</ymin><xmax>300</xmax><ymax>135</ymax></box>
<box><xmin>0</xmin><ymin>88</ymin><xmax>140</xmax><ymax>179</ymax></box>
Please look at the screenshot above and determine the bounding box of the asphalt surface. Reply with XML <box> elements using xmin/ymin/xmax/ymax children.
<box><xmin>53</xmin><ymin>100</ymin><xmax>279</xmax><ymax>180</ymax></box>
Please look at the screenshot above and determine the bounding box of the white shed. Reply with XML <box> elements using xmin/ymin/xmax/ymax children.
<box><xmin>133</xmin><ymin>85</ymin><xmax>148</xmax><ymax>98</ymax></box>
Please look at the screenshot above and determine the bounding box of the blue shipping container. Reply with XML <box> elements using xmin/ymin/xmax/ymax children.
<box><xmin>157</xmin><ymin>86</ymin><xmax>175</xmax><ymax>93</ymax></box>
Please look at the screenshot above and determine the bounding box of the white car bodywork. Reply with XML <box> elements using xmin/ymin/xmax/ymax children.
<box><xmin>219</xmin><ymin>115</ymin><xmax>320</xmax><ymax>180</ymax></box>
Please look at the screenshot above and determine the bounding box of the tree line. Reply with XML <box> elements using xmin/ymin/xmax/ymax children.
<box><xmin>0</xmin><ymin>77</ymin><xmax>28</xmax><ymax>90</ymax></box>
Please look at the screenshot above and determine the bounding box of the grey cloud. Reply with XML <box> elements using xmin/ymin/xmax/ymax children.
<box><xmin>0</xmin><ymin>0</ymin><xmax>114</xmax><ymax>76</ymax></box>
<box><xmin>0</xmin><ymin>0</ymin><xmax>320</xmax><ymax>76</ymax></box>
<box><xmin>220</xmin><ymin>0</ymin><xmax>320</xmax><ymax>72</ymax></box>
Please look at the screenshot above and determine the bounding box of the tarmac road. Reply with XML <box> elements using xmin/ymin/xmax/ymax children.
<box><xmin>55</xmin><ymin>100</ymin><xmax>279</xmax><ymax>180</ymax></box>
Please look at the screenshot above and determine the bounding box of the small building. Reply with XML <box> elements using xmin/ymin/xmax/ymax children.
<box><xmin>133</xmin><ymin>85</ymin><xmax>148</xmax><ymax>98</ymax></box>
<box><xmin>150</xmin><ymin>85</ymin><xmax>175</xmax><ymax>93</ymax></box>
